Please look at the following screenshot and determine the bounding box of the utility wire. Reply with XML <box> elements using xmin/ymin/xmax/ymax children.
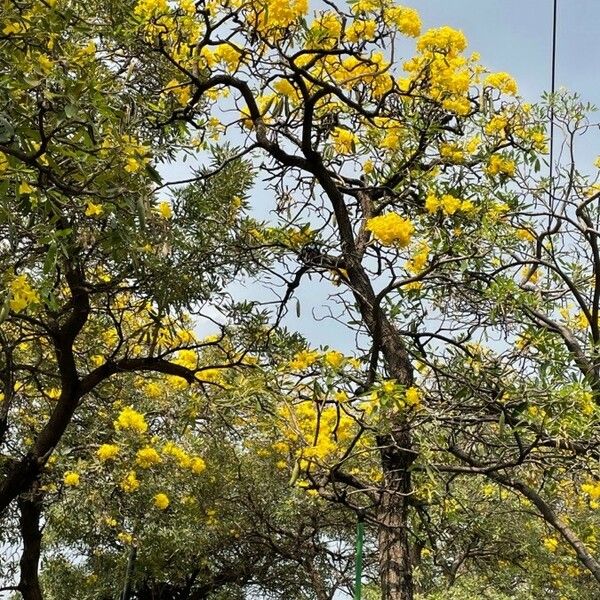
<box><xmin>549</xmin><ymin>0</ymin><xmax>558</xmax><ymax>204</ymax></box>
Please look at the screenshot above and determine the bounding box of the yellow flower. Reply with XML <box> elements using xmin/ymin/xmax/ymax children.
<box><xmin>97</xmin><ymin>444</ymin><xmax>120</xmax><ymax>462</ymax></box>
<box><xmin>384</xmin><ymin>6</ymin><xmax>421</xmax><ymax>37</ymax></box>
<box><xmin>417</xmin><ymin>26</ymin><xmax>468</xmax><ymax>57</ymax></box>
<box><xmin>85</xmin><ymin>201</ymin><xmax>104</xmax><ymax>217</ymax></box>
<box><xmin>38</xmin><ymin>54</ymin><xmax>54</xmax><ymax>74</ymax></box>
<box><xmin>114</xmin><ymin>406</ymin><xmax>148</xmax><ymax>433</ymax></box>
<box><xmin>190</xmin><ymin>456</ymin><xmax>206</xmax><ymax>474</ymax></box>
<box><xmin>136</xmin><ymin>446</ymin><xmax>161</xmax><ymax>468</ymax></box>
<box><xmin>154</xmin><ymin>492</ymin><xmax>170</xmax><ymax>510</ymax></box>
<box><xmin>486</xmin><ymin>154</ymin><xmax>516</xmax><ymax>177</ymax></box>
<box><xmin>249</xmin><ymin>0</ymin><xmax>308</xmax><ymax>32</ymax></box>
<box><xmin>485</xmin><ymin>115</ymin><xmax>508</xmax><ymax>136</ymax></box>
<box><xmin>19</xmin><ymin>181</ymin><xmax>34</xmax><ymax>194</ymax></box>
<box><xmin>117</xmin><ymin>531</ymin><xmax>134</xmax><ymax>545</ymax></box>
<box><xmin>156</xmin><ymin>201</ymin><xmax>173</xmax><ymax>219</ymax></box>
<box><xmin>163</xmin><ymin>442</ymin><xmax>191</xmax><ymax>468</ymax></box>
<box><xmin>439</xmin><ymin>142</ymin><xmax>464</xmax><ymax>163</ymax></box>
<box><xmin>8</xmin><ymin>274</ymin><xmax>39</xmax><ymax>313</ymax></box>
<box><xmin>440</xmin><ymin>194</ymin><xmax>462</xmax><ymax>216</ymax></box>
<box><xmin>441</xmin><ymin>96</ymin><xmax>471</xmax><ymax>116</ymax></box>
<box><xmin>331</xmin><ymin>127</ymin><xmax>358</xmax><ymax>154</ymax></box>
<box><xmin>484</xmin><ymin>72</ymin><xmax>518</xmax><ymax>95</ymax></box>
<box><xmin>324</xmin><ymin>350</ymin><xmax>344</xmax><ymax>369</ymax></box>
<box><xmin>366</xmin><ymin>213</ymin><xmax>414</xmax><ymax>247</ymax></box>
<box><xmin>3</xmin><ymin>22</ymin><xmax>25</xmax><ymax>35</ymax></box>
<box><xmin>120</xmin><ymin>470</ymin><xmax>140</xmax><ymax>493</ymax></box>
<box><xmin>543</xmin><ymin>536</ymin><xmax>559</xmax><ymax>553</ymax></box>
<box><xmin>273</xmin><ymin>79</ymin><xmax>297</xmax><ymax>98</ymax></box>
<box><xmin>405</xmin><ymin>386</ymin><xmax>422</xmax><ymax>406</ymax></box>
<box><xmin>63</xmin><ymin>471</ymin><xmax>80</xmax><ymax>487</ymax></box>
<box><xmin>289</xmin><ymin>349</ymin><xmax>320</xmax><ymax>370</ymax></box>
<box><xmin>515</xmin><ymin>228</ymin><xmax>535</xmax><ymax>242</ymax></box>
<box><xmin>345</xmin><ymin>19</ymin><xmax>377</xmax><ymax>43</ymax></box>
<box><xmin>582</xmin><ymin>481</ymin><xmax>600</xmax><ymax>500</ymax></box>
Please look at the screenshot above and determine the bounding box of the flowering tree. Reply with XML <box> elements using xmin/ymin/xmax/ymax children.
<box><xmin>0</xmin><ymin>1</ymin><xmax>269</xmax><ymax>597</ymax></box>
<box><xmin>35</xmin><ymin>352</ymin><xmax>360</xmax><ymax>600</ymax></box>
<box><xmin>4</xmin><ymin>1</ymin><xmax>600</xmax><ymax>599</ymax></box>
<box><xmin>114</xmin><ymin>1</ymin><xmax>547</xmax><ymax>598</ymax></box>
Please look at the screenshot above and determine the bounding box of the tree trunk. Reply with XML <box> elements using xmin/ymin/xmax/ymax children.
<box><xmin>18</xmin><ymin>484</ymin><xmax>44</xmax><ymax>600</ymax></box>
<box><xmin>377</xmin><ymin>422</ymin><xmax>415</xmax><ymax>600</ymax></box>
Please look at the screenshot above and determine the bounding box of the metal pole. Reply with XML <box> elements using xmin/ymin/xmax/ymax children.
<box><xmin>354</xmin><ymin>517</ymin><xmax>364</xmax><ymax>600</ymax></box>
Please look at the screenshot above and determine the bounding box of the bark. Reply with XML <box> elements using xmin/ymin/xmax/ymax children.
<box><xmin>377</xmin><ymin>422</ymin><xmax>416</xmax><ymax>600</ymax></box>
<box><xmin>18</xmin><ymin>484</ymin><xmax>44</xmax><ymax>600</ymax></box>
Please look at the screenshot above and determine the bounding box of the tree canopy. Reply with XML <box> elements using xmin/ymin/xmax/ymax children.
<box><xmin>2</xmin><ymin>1</ymin><xmax>600</xmax><ymax>600</ymax></box>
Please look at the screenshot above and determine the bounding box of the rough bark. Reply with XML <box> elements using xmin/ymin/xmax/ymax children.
<box><xmin>377</xmin><ymin>422</ymin><xmax>416</xmax><ymax>600</ymax></box>
<box><xmin>18</xmin><ymin>483</ymin><xmax>44</xmax><ymax>600</ymax></box>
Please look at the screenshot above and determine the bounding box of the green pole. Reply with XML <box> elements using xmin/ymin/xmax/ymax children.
<box><xmin>354</xmin><ymin>516</ymin><xmax>364</xmax><ymax>600</ymax></box>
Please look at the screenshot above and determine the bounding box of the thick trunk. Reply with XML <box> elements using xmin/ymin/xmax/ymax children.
<box><xmin>377</xmin><ymin>423</ymin><xmax>415</xmax><ymax>600</ymax></box>
<box><xmin>18</xmin><ymin>485</ymin><xmax>44</xmax><ymax>600</ymax></box>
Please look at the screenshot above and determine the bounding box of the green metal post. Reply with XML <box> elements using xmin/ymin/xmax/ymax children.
<box><xmin>354</xmin><ymin>517</ymin><xmax>364</xmax><ymax>600</ymax></box>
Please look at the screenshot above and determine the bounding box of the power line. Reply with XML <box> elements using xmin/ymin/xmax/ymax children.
<box><xmin>549</xmin><ymin>0</ymin><xmax>558</xmax><ymax>204</ymax></box>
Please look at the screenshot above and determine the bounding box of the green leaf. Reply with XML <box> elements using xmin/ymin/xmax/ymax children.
<box><xmin>64</xmin><ymin>104</ymin><xmax>78</xmax><ymax>119</ymax></box>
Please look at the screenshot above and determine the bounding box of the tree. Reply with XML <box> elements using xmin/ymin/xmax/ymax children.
<box><xmin>0</xmin><ymin>0</ymin><xmax>264</xmax><ymax>595</ymax></box>
<box><xmin>37</xmin><ymin>358</ymin><xmax>359</xmax><ymax>600</ymax></box>
<box><xmin>116</xmin><ymin>1</ymin><xmax>545</xmax><ymax>598</ymax></box>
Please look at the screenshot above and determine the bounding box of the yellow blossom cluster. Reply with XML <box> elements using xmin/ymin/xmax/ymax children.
<box><xmin>324</xmin><ymin>350</ymin><xmax>344</xmax><ymax>369</ymax></box>
<box><xmin>406</xmin><ymin>243</ymin><xmax>430</xmax><ymax>274</ymax></box>
<box><xmin>97</xmin><ymin>444</ymin><xmax>120</xmax><ymax>462</ymax></box>
<box><xmin>279</xmin><ymin>400</ymin><xmax>355</xmax><ymax>466</ymax></box>
<box><xmin>114</xmin><ymin>406</ymin><xmax>148</xmax><ymax>434</ymax></box>
<box><xmin>272</xmin><ymin>79</ymin><xmax>298</xmax><ymax>100</ymax></box>
<box><xmin>120</xmin><ymin>134</ymin><xmax>151</xmax><ymax>174</ymax></box>
<box><xmin>346</xmin><ymin>19</ymin><xmax>377</xmax><ymax>43</ymax></box>
<box><xmin>154</xmin><ymin>492</ymin><xmax>170</xmax><ymax>510</ymax></box>
<box><xmin>515</xmin><ymin>227</ymin><xmax>536</xmax><ymax>243</ymax></box>
<box><xmin>425</xmin><ymin>193</ymin><xmax>474</xmax><ymax>216</ymax></box>
<box><xmin>403</xmin><ymin>25</ymin><xmax>480</xmax><ymax>116</ymax></box>
<box><xmin>366</xmin><ymin>213</ymin><xmax>414</xmax><ymax>247</ymax></box>
<box><xmin>543</xmin><ymin>536</ymin><xmax>559</xmax><ymax>553</ymax></box>
<box><xmin>164</xmin><ymin>78</ymin><xmax>191</xmax><ymax>106</ymax></box>
<box><xmin>311</xmin><ymin>52</ymin><xmax>393</xmax><ymax>100</ymax></box>
<box><xmin>289</xmin><ymin>349</ymin><xmax>320</xmax><ymax>371</ymax></box>
<box><xmin>484</xmin><ymin>72</ymin><xmax>518</xmax><ymax>95</ymax></box>
<box><xmin>486</xmin><ymin>154</ymin><xmax>516</xmax><ymax>177</ymax></box>
<box><xmin>371</xmin><ymin>380</ymin><xmax>423</xmax><ymax>411</ymax></box>
<box><xmin>331</xmin><ymin>127</ymin><xmax>358</xmax><ymax>154</ymax></box>
<box><xmin>416</xmin><ymin>26</ymin><xmax>468</xmax><ymax>57</ymax></box>
<box><xmin>162</xmin><ymin>442</ymin><xmax>206</xmax><ymax>474</ymax></box>
<box><xmin>438</xmin><ymin>137</ymin><xmax>480</xmax><ymax>163</ymax></box>
<box><xmin>136</xmin><ymin>446</ymin><xmax>162</xmax><ymax>468</ymax></box>
<box><xmin>309</xmin><ymin>11</ymin><xmax>343</xmax><ymax>48</ymax></box>
<box><xmin>120</xmin><ymin>470</ymin><xmax>140</xmax><ymax>493</ymax></box>
<box><xmin>174</xmin><ymin>349</ymin><xmax>198</xmax><ymax>370</ymax></box>
<box><xmin>8</xmin><ymin>274</ymin><xmax>40</xmax><ymax>313</ymax></box>
<box><xmin>248</xmin><ymin>0</ymin><xmax>308</xmax><ymax>34</ymax></box>
<box><xmin>63</xmin><ymin>471</ymin><xmax>80</xmax><ymax>487</ymax></box>
<box><xmin>85</xmin><ymin>201</ymin><xmax>103</xmax><ymax>218</ymax></box>
<box><xmin>582</xmin><ymin>481</ymin><xmax>600</xmax><ymax>509</ymax></box>
<box><xmin>383</xmin><ymin>5</ymin><xmax>421</xmax><ymax>37</ymax></box>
